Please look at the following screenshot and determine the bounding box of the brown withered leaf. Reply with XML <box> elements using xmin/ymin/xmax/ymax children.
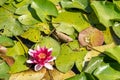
<box><xmin>84</xmin><ymin>42</ymin><xmax>116</xmax><ymax>62</ymax></box>
<box><xmin>42</xmin><ymin>68</ymin><xmax>75</xmax><ymax>80</ymax></box>
<box><xmin>9</xmin><ymin>68</ymin><xmax>46</xmax><ymax>80</ymax></box>
<box><xmin>78</xmin><ymin>27</ymin><xmax>104</xmax><ymax>48</ymax></box>
<box><xmin>0</xmin><ymin>55</ymin><xmax>15</xmax><ymax>66</ymax></box>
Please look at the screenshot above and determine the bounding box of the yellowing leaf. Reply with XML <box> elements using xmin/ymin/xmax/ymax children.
<box><xmin>43</xmin><ymin>68</ymin><xmax>75</xmax><ymax>80</ymax></box>
<box><xmin>53</xmin><ymin>11</ymin><xmax>90</xmax><ymax>32</ymax></box>
<box><xmin>21</xmin><ymin>28</ymin><xmax>41</xmax><ymax>42</ymax></box>
<box><xmin>84</xmin><ymin>43</ymin><xmax>116</xmax><ymax>62</ymax></box>
<box><xmin>6</xmin><ymin>41</ymin><xmax>28</xmax><ymax>58</ymax></box>
<box><xmin>10</xmin><ymin>55</ymin><xmax>29</xmax><ymax>73</ymax></box>
<box><xmin>9</xmin><ymin>68</ymin><xmax>46</xmax><ymax>80</ymax></box>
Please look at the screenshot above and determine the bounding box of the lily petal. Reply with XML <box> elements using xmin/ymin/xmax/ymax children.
<box><xmin>28</xmin><ymin>49</ymin><xmax>35</xmax><ymax>57</ymax></box>
<box><xmin>44</xmin><ymin>63</ymin><xmax>53</xmax><ymax>70</ymax></box>
<box><xmin>34</xmin><ymin>64</ymin><xmax>43</xmax><ymax>71</ymax></box>
<box><xmin>26</xmin><ymin>60</ymin><xmax>34</xmax><ymax>63</ymax></box>
<box><xmin>48</xmin><ymin>57</ymin><xmax>56</xmax><ymax>62</ymax></box>
<box><xmin>48</xmin><ymin>48</ymin><xmax>52</xmax><ymax>52</ymax></box>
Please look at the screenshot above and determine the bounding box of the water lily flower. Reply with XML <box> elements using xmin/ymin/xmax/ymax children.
<box><xmin>26</xmin><ymin>46</ymin><xmax>56</xmax><ymax>71</ymax></box>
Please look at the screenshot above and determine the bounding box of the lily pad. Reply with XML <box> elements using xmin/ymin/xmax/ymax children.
<box><xmin>94</xmin><ymin>62</ymin><xmax>120</xmax><ymax>80</ymax></box>
<box><xmin>0</xmin><ymin>58</ymin><xmax>10</xmax><ymax>80</ymax></box>
<box><xmin>78</xmin><ymin>27</ymin><xmax>104</xmax><ymax>48</ymax></box>
<box><xmin>10</xmin><ymin>55</ymin><xmax>29</xmax><ymax>73</ymax></box>
<box><xmin>0</xmin><ymin>36</ymin><xmax>14</xmax><ymax>47</ymax></box>
<box><xmin>104</xmin><ymin>45</ymin><xmax>120</xmax><ymax>63</ymax></box>
<box><xmin>15</xmin><ymin>5</ymin><xmax>40</xmax><ymax>25</ymax></box>
<box><xmin>31</xmin><ymin>0</ymin><xmax>58</xmax><ymax>22</ymax></box>
<box><xmin>60</xmin><ymin>0</ymin><xmax>91</xmax><ymax>13</ymax></box>
<box><xmin>21</xmin><ymin>28</ymin><xmax>41</xmax><ymax>42</ymax></box>
<box><xmin>6</xmin><ymin>41</ymin><xmax>28</xmax><ymax>58</ymax></box>
<box><xmin>53</xmin><ymin>11</ymin><xmax>90</xmax><ymax>32</ymax></box>
<box><xmin>91</xmin><ymin>1</ymin><xmax>120</xmax><ymax>27</ymax></box>
<box><xmin>0</xmin><ymin>4</ymin><xmax>24</xmax><ymax>36</ymax></box>
<box><xmin>37</xmin><ymin>36</ymin><xmax>60</xmax><ymax>57</ymax></box>
<box><xmin>55</xmin><ymin>42</ymin><xmax>87</xmax><ymax>73</ymax></box>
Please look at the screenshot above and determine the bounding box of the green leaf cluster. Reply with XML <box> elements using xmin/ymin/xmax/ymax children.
<box><xmin>1</xmin><ymin>0</ymin><xmax>120</xmax><ymax>80</ymax></box>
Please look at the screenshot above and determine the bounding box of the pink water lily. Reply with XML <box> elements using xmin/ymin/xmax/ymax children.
<box><xmin>26</xmin><ymin>46</ymin><xmax>56</xmax><ymax>71</ymax></box>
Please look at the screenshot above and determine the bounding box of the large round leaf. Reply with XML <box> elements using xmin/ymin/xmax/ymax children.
<box><xmin>0</xmin><ymin>36</ymin><xmax>14</xmax><ymax>47</ymax></box>
<box><xmin>37</xmin><ymin>36</ymin><xmax>60</xmax><ymax>57</ymax></box>
<box><xmin>53</xmin><ymin>11</ymin><xmax>90</xmax><ymax>32</ymax></box>
<box><xmin>31</xmin><ymin>0</ymin><xmax>58</xmax><ymax>22</ymax></box>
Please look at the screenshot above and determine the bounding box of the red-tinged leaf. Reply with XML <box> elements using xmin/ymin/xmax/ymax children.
<box><xmin>78</xmin><ymin>27</ymin><xmax>104</xmax><ymax>48</ymax></box>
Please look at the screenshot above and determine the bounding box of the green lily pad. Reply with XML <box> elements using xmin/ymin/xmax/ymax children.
<box><xmin>15</xmin><ymin>5</ymin><xmax>40</xmax><ymax>25</ymax></box>
<box><xmin>104</xmin><ymin>45</ymin><xmax>120</xmax><ymax>63</ymax></box>
<box><xmin>31</xmin><ymin>0</ymin><xmax>58</xmax><ymax>22</ymax></box>
<box><xmin>66</xmin><ymin>72</ymin><xmax>95</xmax><ymax>80</ymax></box>
<box><xmin>10</xmin><ymin>55</ymin><xmax>29</xmax><ymax>73</ymax></box>
<box><xmin>55</xmin><ymin>44</ymin><xmax>75</xmax><ymax>73</ymax></box>
<box><xmin>37</xmin><ymin>36</ymin><xmax>60</xmax><ymax>57</ymax></box>
<box><xmin>0</xmin><ymin>58</ymin><xmax>10</xmax><ymax>80</ymax></box>
<box><xmin>112</xmin><ymin>23</ymin><xmax>120</xmax><ymax>38</ymax></box>
<box><xmin>94</xmin><ymin>62</ymin><xmax>120</xmax><ymax>80</ymax></box>
<box><xmin>60</xmin><ymin>0</ymin><xmax>91</xmax><ymax>13</ymax></box>
<box><xmin>0</xmin><ymin>0</ymin><xmax>7</xmax><ymax>6</ymax></box>
<box><xmin>103</xmin><ymin>27</ymin><xmax>114</xmax><ymax>44</ymax></box>
<box><xmin>55</xmin><ymin>41</ymin><xmax>87</xmax><ymax>73</ymax></box>
<box><xmin>84</xmin><ymin>56</ymin><xmax>104</xmax><ymax>74</ymax></box>
<box><xmin>6</xmin><ymin>41</ymin><xmax>28</xmax><ymax>58</ymax></box>
<box><xmin>113</xmin><ymin>0</ymin><xmax>120</xmax><ymax>8</ymax></box>
<box><xmin>55</xmin><ymin>22</ymin><xmax>75</xmax><ymax>35</ymax></box>
<box><xmin>0</xmin><ymin>6</ymin><xmax>24</xmax><ymax>36</ymax></box>
<box><xmin>21</xmin><ymin>28</ymin><xmax>41</xmax><ymax>42</ymax></box>
<box><xmin>0</xmin><ymin>36</ymin><xmax>14</xmax><ymax>47</ymax></box>
<box><xmin>91</xmin><ymin>1</ymin><xmax>120</xmax><ymax>27</ymax></box>
<box><xmin>53</xmin><ymin>11</ymin><xmax>90</xmax><ymax>32</ymax></box>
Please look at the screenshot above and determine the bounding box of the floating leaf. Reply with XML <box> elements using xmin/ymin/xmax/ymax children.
<box><xmin>0</xmin><ymin>55</ymin><xmax>15</xmax><ymax>66</ymax></box>
<box><xmin>113</xmin><ymin>0</ymin><xmax>120</xmax><ymax>8</ymax></box>
<box><xmin>21</xmin><ymin>28</ymin><xmax>41</xmax><ymax>42</ymax></box>
<box><xmin>66</xmin><ymin>72</ymin><xmax>95</xmax><ymax>80</ymax></box>
<box><xmin>55</xmin><ymin>31</ymin><xmax>73</xmax><ymax>42</ymax></box>
<box><xmin>0</xmin><ymin>58</ymin><xmax>10</xmax><ymax>80</ymax></box>
<box><xmin>103</xmin><ymin>27</ymin><xmax>114</xmax><ymax>44</ymax></box>
<box><xmin>9</xmin><ymin>68</ymin><xmax>46</xmax><ymax>80</ymax></box>
<box><xmin>94</xmin><ymin>62</ymin><xmax>120</xmax><ymax>80</ymax></box>
<box><xmin>43</xmin><ymin>69</ymin><xmax>75</xmax><ymax>80</ymax></box>
<box><xmin>31</xmin><ymin>0</ymin><xmax>58</xmax><ymax>22</ymax></box>
<box><xmin>37</xmin><ymin>36</ymin><xmax>60</xmax><ymax>57</ymax></box>
<box><xmin>15</xmin><ymin>5</ymin><xmax>40</xmax><ymax>25</ymax></box>
<box><xmin>0</xmin><ymin>6</ymin><xmax>24</xmax><ymax>36</ymax></box>
<box><xmin>6</xmin><ymin>41</ymin><xmax>28</xmax><ymax>58</ymax></box>
<box><xmin>78</xmin><ymin>27</ymin><xmax>104</xmax><ymax>48</ymax></box>
<box><xmin>55</xmin><ymin>42</ymin><xmax>87</xmax><ymax>73</ymax></box>
<box><xmin>84</xmin><ymin>42</ymin><xmax>116</xmax><ymax>62</ymax></box>
<box><xmin>10</xmin><ymin>55</ymin><xmax>29</xmax><ymax>73</ymax></box>
<box><xmin>91</xmin><ymin>1</ymin><xmax>120</xmax><ymax>27</ymax></box>
<box><xmin>68</xmin><ymin>40</ymin><xmax>87</xmax><ymax>72</ymax></box>
<box><xmin>34</xmin><ymin>23</ymin><xmax>51</xmax><ymax>34</ymax></box>
<box><xmin>55</xmin><ymin>22</ymin><xmax>75</xmax><ymax>35</ymax></box>
<box><xmin>112</xmin><ymin>23</ymin><xmax>120</xmax><ymax>38</ymax></box>
<box><xmin>55</xmin><ymin>44</ymin><xmax>75</xmax><ymax>73</ymax></box>
<box><xmin>84</xmin><ymin>56</ymin><xmax>104</xmax><ymax>74</ymax></box>
<box><xmin>104</xmin><ymin>45</ymin><xmax>120</xmax><ymax>63</ymax></box>
<box><xmin>60</xmin><ymin>0</ymin><xmax>91</xmax><ymax>13</ymax></box>
<box><xmin>53</xmin><ymin>11</ymin><xmax>90</xmax><ymax>32</ymax></box>
<box><xmin>0</xmin><ymin>36</ymin><xmax>14</xmax><ymax>47</ymax></box>
<box><xmin>12</xmin><ymin>0</ymin><xmax>31</xmax><ymax>8</ymax></box>
<box><xmin>0</xmin><ymin>0</ymin><xmax>7</xmax><ymax>6</ymax></box>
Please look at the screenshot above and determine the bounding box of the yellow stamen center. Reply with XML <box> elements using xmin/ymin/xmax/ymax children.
<box><xmin>38</xmin><ymin>53</ymin><xmax>46</xmax><ymax>59</ymax></box>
